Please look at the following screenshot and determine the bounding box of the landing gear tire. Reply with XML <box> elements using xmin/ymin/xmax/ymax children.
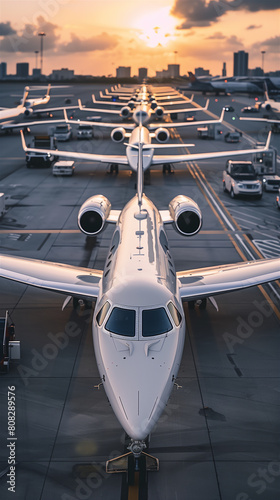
<box><xmin>230</xmin><ymin>188</ymin><xmax>235</xmax><ymax>199</ymax></box>
<box><xmin>199</xmin><ymin>298</ymin><xmax>207</xmax><ymax>310</ymax></box>
<box><xmin>109</xmin><ymin>163</ymin><xmax>119</xmax><ymax>174</ymax></box>
<box><xmin>162</xmin><ymin>163</ymin><xmax>172</xmax><ymax>174</ymax></box>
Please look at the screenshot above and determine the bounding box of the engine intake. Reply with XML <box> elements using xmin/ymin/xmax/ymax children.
<box><xmin>120</xmin><ymin>106</ymin><xmax>132</xmax><ymax>118</ymax></box>
<box><xmin>154</xmin><ymin>127</ymin><xmax>170</xmax><ymax>143</ymax></box>
<box><xmin>78</xmin><ymin>195</ymin><xmax>111</xmax><ymax>236</ymax></box>
<box><xmin>154</xmin><ymin>106</ymin><xmax>164</xmax><ymax>118</ymax></box>
<box><xmin>24</xmin><ymin>108</ymin><xmax>33</xmax><ymax>117</ymax></box>
<box><xmin>169</xmin><ymin>195</ymin><xmax>202</xmax><ymax>236</ymax></box>
<box><xmin>111</xmin><ymin>127</ymin><xmax>126</xmax><ymax>143</ymax></box>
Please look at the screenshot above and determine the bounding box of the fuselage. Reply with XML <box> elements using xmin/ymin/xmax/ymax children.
<box><xmin>126</xmin><ymin>126</ymin><xmax>154</xmax><ymax>171</ymax></box>
<box><xmin>92</xmin><ymin>194</ymin><xmax>185</xmax><ymax>440</ymax></box>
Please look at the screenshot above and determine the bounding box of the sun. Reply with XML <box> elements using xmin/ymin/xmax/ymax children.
<box><xmin>133</xmin><ymin>7</ymin><xmax>177</xmax><ymax>48</ymax></box>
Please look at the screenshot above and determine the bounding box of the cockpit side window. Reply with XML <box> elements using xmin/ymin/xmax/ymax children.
<box><xmin>105</xmin><ymin>307</ymin><xmax>136</xmax><ymax>337</ymax></box>
<box><xmin>167</xmin><ymin>302</ymin><xmax>182</xmax><ymax>327</ymax></box>
<box><xmin>96</xmin><ymin>301</ymin><xmax>110</xmax><ymax>326</ymax></box>
<box><xmin>142</xmin><ymin>308</ymin><xmax>172</xmax><ymax>337</ymax></box>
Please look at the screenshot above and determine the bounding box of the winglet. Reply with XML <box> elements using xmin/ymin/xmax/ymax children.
<box><xmin>189</xmin><ymin>94</ymin><xmax>194</xmax><ymax>102</ymax></box>
<box><xmin>21</xmin><ymin>86</ymin><xmax>29</xmax><ymax>107</ymax></box>
<box><xmin>203</xmin><ymin>99</ymin><xmax>209</xmax><ymax>111</ymax></box>
<box><xmin>265</xmin><ymin>130</ymin><xmax>272</xmax><ymax>150</ymax></box>
<box><xmin>78</xmin><ymin>99</ymin><xmax>83</xmax><ymax>110</ymax></box>
<box><xmin>46</xmin><ymin>84</ymin><xmax>51</xmax><ymax>97</ymax></box>
<box><xmin>219</xmin><ymin>108</ymin><xmax>225</xmax><ymax>122</ymax></box>
<box><xmin>20</xmin><ymin>130</ymin><xmax>27</xmax><ymax>151</ymax></box>
<box><xmin>63</xmin><ymin>108</ymin><xmax>69</xmax><ymax>122</ymax></box>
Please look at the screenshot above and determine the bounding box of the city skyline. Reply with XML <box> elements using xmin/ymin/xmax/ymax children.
<box><xmin>0</xmin><ymin>0</ymin><xmax>279</xmax><ymax>77</ymax></box>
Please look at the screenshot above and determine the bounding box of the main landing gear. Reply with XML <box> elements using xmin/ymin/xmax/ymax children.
<box><xmin>108</xmin><ymin>163</ymin><xmax>119</xmax><ymax>174</ymax></box>
<box><xmin>162</xmin><ymin>163</ymin><xmax>174</xmax><ymax>174</ymax></box>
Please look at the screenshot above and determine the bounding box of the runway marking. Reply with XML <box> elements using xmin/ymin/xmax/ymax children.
<box><xmin>174</xmin><ymin>129</ymin><xmax>280</xmax><ymax>319</ymax></box>
<box><xmin>0</xmin><ymin>229</ymin><xmax>80</xmax><ymax>234</ymax></box>
<box><xmin>252</xmin><ymin>239</ymin><xmax>280</xmax><ymax>259</ymax></box>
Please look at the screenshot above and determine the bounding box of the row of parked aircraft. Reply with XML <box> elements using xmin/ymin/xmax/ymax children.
<box><xmin>1</xmin><ymin>83</ymin><xmax>280</xmax><ymax>474</ymax></box>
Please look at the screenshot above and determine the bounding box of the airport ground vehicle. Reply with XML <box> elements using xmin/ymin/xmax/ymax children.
<box><xmin>241</xmin><ymin>106</ymin><xmax>259</xmax><ymax>113</ymax></box>
<box><xmin>197</xmin><ymin>123</ymin><xmax>222</xmax><ymax>139</ymax></box>
<box><xmin>252</xmin><ymin>147</ymin><xmax>277</xmax><ymax>175</ymax></box>
<box><xmin>276</xmin><ymin>189</ymin><xmax>280</xmax><ymax>209</ymax></box>
<box><xmin>0</xmin><ymin>311</ymin><xmax>20</xmax><ymax>373</ymax></box>
<box><xmin>223</xmin><ymin>160</ymin><xmax>262</xmax><ymax>199</ymax></box>
<box><xmin>53</xmin><ymin>124</ymin><xmax>72</xmax><ymax>141</ymax></box>
<box><xmin>25</xmin><ymin>135</ymin><xmax>57</xmax><ymax>167</ymax></box>
<box><xmin>262</xmin><ymin>175</ymin><xmax>280</xmax><ymax>192</ymax></box>
<box><xmin>0</xmin><ymin>193</ymin><xmax>5</xmax><ymax>217</ymax></box>
<box><xmin>224</xmin><ymin>131</ymin><xmax>241</xmax><ymax>143</ymax></box>
<box><xmin>77</xmin><ymin>124</ymin><xmax>93</xmax><ymax>139</ymax></box>
<box><xmin>52</xmin><ymin>160</ymin><xmax>75</xmax><ymax>176</ymax></box>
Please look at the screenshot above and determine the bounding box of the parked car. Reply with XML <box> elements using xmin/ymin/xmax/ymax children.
<box><xmin>241</xmin><ymin>106</ymin><xmax>259</xmax><ymax>113</ymax></box>
<box><xmin>53</xmin><ymin>124</ymin><xmax>72</xmax><ymax>141</ymax></box>
<box><xmin>224</xmin><ymin>131</ymin><xmax>241</xmax><ymax>143</ymax></box>
<box><xmin>262</xmin><ymin>175</ymin><xmax>280</xmax><ymax>192</ymax></box>
<box><xmin>52</xmin><ymin>161</ymin><xmax>75</xmax><ymax>176</ymax></box>
<box><xmin>223</xmin><ymin>160</ymin><xmax>262</xmax><ymax>199</ymax></box>
<box><xmin>77</xmin><ymin>124</ymin><xmax>93</xmax><ymax>139</ymax></box>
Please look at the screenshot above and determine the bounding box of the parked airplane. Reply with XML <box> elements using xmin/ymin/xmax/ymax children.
<box><xmin>1</xmin><ymin>136</ymin><xmax>280</xmax><ymax>472</ymax></box>
<box><xmin>0</xmin><ymin>86</ymin><xmax>30</xmax><ymax>124</ymax></box>
<box><xmin>240</xmin><ymin>85</ymin><xmax>280</xmax><ymax>131</ymax></box>
<box><xmin>21</xmin><ymin>123</ymin><xmax>271</xmax><ymax>176</ymax></box>
<box><xmin>183</xmin><ymin>72</ymin><xmax>264</xmax><ymax>95</ymax></box>
<box><xmin>79</xmin><ymin>97</ymin><xmax>209</xmax><ymax>123</ymax></box>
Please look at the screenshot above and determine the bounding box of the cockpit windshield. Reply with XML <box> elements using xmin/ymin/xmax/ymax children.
<box><xmin>142</xmin><ymin>307</ymin><xmax>172</xmax><ymax>337</ymax></box>
<box><xmin>105</xmin><ymin>307</ymin><xmax>135</xmax><ymax>337</ymax></box>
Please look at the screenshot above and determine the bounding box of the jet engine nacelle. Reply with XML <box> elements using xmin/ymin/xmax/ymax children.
<box><xmin>78</xmin><ymin>195</ymin><xmax>111</xmax><ymax>236</ymax></box>
<box><xmin>264</xmin><ymin>103</ymin><xmax>271</xmax><ymax>111</ymax></box>
<box><xmin>24</xmin><ymin>107</ymin><xmax>33</xmax><ymax>117</ymax></box>
<box><xmin>111</xmin><ymin>127</ymin><xmax>126</xmax><ymax>143</ymax></box>
<box><xmin>120</xmin><ymin>106</ymin><xmax>132</xmax><ymax>118</ymax></box>
<box><xmin>154</xmin><ymin>127</ymin><xmax>170</xmax><ymax>143</ymax></box>
<box><xmin>154</xmin><ymin>106</ymin><xmax>164</xmax><ymax>118</ymax></box>
<box><xmin>169</xmin><ymin>195</ymin><xmax>202</xmax><ymax>236</ymax></box>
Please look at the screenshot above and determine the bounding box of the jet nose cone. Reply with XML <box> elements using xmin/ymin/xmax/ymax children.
<box><xmin>118</xmin><ymin>390</ymin><xmax>164</xmax><ymax>440</ymax></box>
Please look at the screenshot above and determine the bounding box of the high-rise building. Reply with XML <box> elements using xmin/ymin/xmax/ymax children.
<box><xmin>195</xmin><ymin>67</ymin><xmax>210</xmax><ymax>77</ymax></box>
<box><xmin>0</xmin><ymin>62</ymin><xmax>7</xmax><ymax>79</ymax></box>
<box><xmin>116</xmin><ymin>66</ymin><xmax>131</xmax><ymax>78</ymax></box>
<box><xmin>138</xmin><ymin>67</ymin><xmax>148</xmax><ymax>81</ymax></box>
<box><xmin>168</xmin><ymin>64</ymin><xmax>180</xmax><ymax>78</ymax></box>
<box><xmin>233</xmin><ymin>51</ymin><xmax>248</xmax><ymax>76</ymax></box>
<box><xmin>50</xmin><ymin>68</ymin><xmax>74</xmax><ymax>80</ymax></box>
<box><xmin>16</xmin><ymin>62</ymin><xmax>29</xmax><ymax>78</ymax></box>
<box><xmin>222</xmin><ymin>62</ymin><xmax>226</xmax><ymax>77</ymax></box>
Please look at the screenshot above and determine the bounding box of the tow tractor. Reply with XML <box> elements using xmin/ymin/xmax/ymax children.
<box><xmin>0</xmin><ymin>311</ymin><xmax>20</xmax><ymax>373</ymax></box>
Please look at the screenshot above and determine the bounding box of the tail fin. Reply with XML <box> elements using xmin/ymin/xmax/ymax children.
<box><xmin>264</xmin><ymin>81</ymin><xmax>270</xmax><ymax>101</ymax></box>
<box><xmin>21</xmin><ymin>86</ymin><xmax>29</xmax><ymax>107</ymax></box>
<box><xmin>188</xmin><ymin>72</ymin><xmax>197</xmax><ymax>84</ymax></box>
<box><xmin>45</xmin><ymin>84</ymin><xmax>51</xmax><ymax>97</ymax></box>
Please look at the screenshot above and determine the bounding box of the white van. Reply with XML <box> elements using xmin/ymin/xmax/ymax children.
<box><xmin>52</xmin><ymin>161</ymin><xmax>75</xmax><ymax>176</ymax></box>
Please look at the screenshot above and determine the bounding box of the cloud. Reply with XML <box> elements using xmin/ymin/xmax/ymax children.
<box><xmin>252</xmin><ymin>35</ymin><xmax>280</xmax><ymax>53</ymax></box>
<box><xmin>0</xmin><ymin>22</ymin><xmax>16</xmax><ymax>36</ymax></box>
<box><xmin>60</xmin><ymin>32</ymin><xmax>119</xmax><ymax>53</ymax></box>
<box><xmin>206</xmin><ymin>32</ymin><xmax>226</xmax><ymax>40</ymax></box>
<box><xmin>0</xmin><ymin>16</ymin><xmax>60</xmax><ymax>53</ymax></box>
<box><xmin>246</xmin><ymin>25</ymin><xmax>262</xmax><ymax>30</ymax></box>
<box><xmin>171</xmin><ymin>0</ymin><xmax>280</xmax><ymax>29</ymax></box>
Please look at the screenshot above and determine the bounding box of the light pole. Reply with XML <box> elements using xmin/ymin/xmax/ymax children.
<box><xmin>261</xmin><ymin>50</ymin><xmax>266</xmax><ymax>74</ymax></box>
<box><xmin>38</xmin><ymin>32</ymin><xmax>46</xmax><ymax>74</ymax></box>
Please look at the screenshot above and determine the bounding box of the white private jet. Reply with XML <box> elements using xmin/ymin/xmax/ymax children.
<box><xmin>240</xmin><ymin>85</ymin><xmax>280</xmax><ymax>131</ymax></box>
<box><xmin>20</xmin><ymin>118</ymin><xmax>271</xmax><ymax>175</ymax></box>
<box><xmin>0</xmin><ymin>86</ymin><xmax>30</xmax><ymax>124</ymax></box>
<box><xmin>1</xmin><ymin>138</ymin><xmax>280</xmax><ymax>473</ymax></box>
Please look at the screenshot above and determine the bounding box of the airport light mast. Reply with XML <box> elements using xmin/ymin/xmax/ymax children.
<box><xmin>38</xmin><ymin>32</ymin><xmax>46</xmax><ymax>74</ymax></box>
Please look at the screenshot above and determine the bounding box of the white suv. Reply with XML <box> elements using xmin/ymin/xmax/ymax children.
<box><xmin>223</xmin><ymin>160</ymin><xmax>262</xmax><ymax>199</ymax></box>
<box><xmin>53</xmin><ymin>124</ymin><xmax>72</xmax><ymax>141</ymax></box>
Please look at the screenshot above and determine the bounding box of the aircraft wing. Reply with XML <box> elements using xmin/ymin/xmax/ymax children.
<box><xmin>240</xmin><ymin>117</ymin><xmax>280</xmax><ymax>124</ymax></box>
<box><xmin>163</xmin><ymin>99</ymin><xmax>209</xmax><ymax>115</ymax></box>
<box><xmin>177</xmin><ymin>257</ymin><xmax>280</xmax><ymax>301</ymax></box>
<box><xmin>33</xmin><ymin>105</ymin><xmax>80</xmax><ymax>114</ymax></box>
<box><xmin>149</xmin><ymin>109</ymin><xmax>225</xmax><ymax>130</ymax></box>
<box><xmin>0</xmin><ymin>254</ymin><xmax>102</xmax><ymax>300</ymax></box>
<box><xmin>151</xmin><ymin>132</ymin><xmax>271</xmax><ymax>165</ymax></box>
<box><xmin>64</xmin><ymin>111</ymin><xmax>135</xmax><ymax>130</ymax></box>
<box><xmin>21</xmin><ymin>131</ymin><xmax>129</xmax><ymax>165</ymax></box>
<box><xmin>1</xmin><ymin>119</ymin><xmax>66</xmax><ymax>130</ymax></box>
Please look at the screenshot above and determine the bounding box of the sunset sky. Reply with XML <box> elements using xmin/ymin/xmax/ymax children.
<box><xmin>0</xmin><ymin>0</ymin><xmax>279</xmax><ymax>77</ymax></box>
